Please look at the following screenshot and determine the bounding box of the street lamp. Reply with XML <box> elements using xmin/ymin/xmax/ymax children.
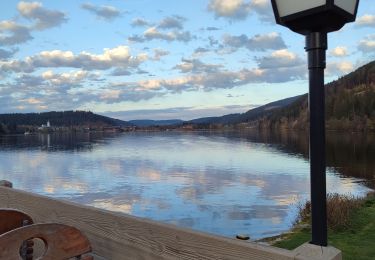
<box><xmin>271</xmin><ymin>0</ymin><xmax>360</xmax><ymax>247</ymax></box>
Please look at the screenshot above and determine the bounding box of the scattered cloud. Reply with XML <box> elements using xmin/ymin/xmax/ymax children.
<box><xmin>128</xmin><ymin>35</ymin><xmax>146</xmax><ymax>43</ymax></box>
<box><xmin>207</xmin><ymin>0</ymin><xmax>251</xmax><ymax>20</ymax></box>
<box><xmin>0</xmin><ymin>48</ymin><xmax>18</xmax><ymax>60</ymax></box>
<box><xmin>193</xmin><ymin>47</ymin><xmax>210</xmax><ymax>56</ymax></box>
<box><xmin>129</xmin><ymin>28</ymin><xmax>193</xmax><ymax>43</ymax></box>
<box><xmin>0</xmin><ymin>2</ymin><xmax>67</xmax><ymax>46</ymax></box>
<box><xmin>250</xmin><ymin>0</ymin><xmax>273</xmax><ymax>22</ymax></box>
<box><xmin>0</xmin><ymin>45</ymin><xmax>148</xmax><ymax>73</ymax></box>
<box><xmin>255</xmin><ymin>49</ymin><xmax>304</xmax><ymax>69</ymax></box>
<box><xmin>207</xmin><ymin>0</ymin><xmax>272</xmax><ymax>21</ymax></box>
<box><xmin>128</xmin><ymin>16</ymin><xmax>191</xmax><ymax>43</ymax></box>
<box><xmin>174</xmin><ymin>58</ymin><xmax>222</xmax><ymax>73</ymax></box>
<box><xmin>110</xmin><ymin>63</ymin><xmax>304</xmax><ymax>101</ymax></box>
<box><xmin>327</xmin><ymin>61</ymin><xmax>354</xmax><ymax>76</ymax></box>
<box><xmin>355</xmin><ymin>14</ymin><xmax>375</xmax><ymax>28</ymax></box>
<box><xmin>110</xmin><ymin>68</ymin><xmax>131</xmax><ymax>76</ymax></box>
<box><xmin>158</xmin><ymin>16</ymin><xmax>186</xmax><ymax>29</ymax></box>
<box><xmin>131</xmin><ymin>18</ymin><xmax>151</xmax><ymax>27</ymax></box>
<box><xmin>41</xmin><ymin>70</ymin><xmax>100</xmax><ymax>86</ymax></box>
<box><xmin>330</xmin><ymin>46</ymin><xmax>349</xmax><ymax>57</ymax></box>
<box><xmin>99</xmin><ymin>89</ymin><xmax>122</xmax><ymax>101</ymax></box>
<box><xmin>223</xmin><ymin>32</ymin><xmax>286</xmax><ymax>52</ymax></box>
<box><xmin>81</xmin><ymin>3</ymin><xmax>121</xmax><ymax>21</ymax></box>
<box><xmin>2</xmin><ymin>69</ymin><xmax>105</xmax><ymax>112</ymax></box>
<box><xmin>208</xmin><ymin>36</ymin><xmax>219</xmax><ymax>47</ymax></box>
<box><xmin>205</xmin><ymin>27</ymin><xmax>220</xmax><ymax>31</ymax></box>
<box><xmin>144</xmin><ymin>27</ymin><xmax>193</xmax><ymax>42</ymax></box>
<box><xmin>0</xmin><ymin>20</ymin><xmax>33</xmax><ymax>46</ymax></box>
<box><xmin>358</xmin><ymin>35</ymin><xmax>375</xmax><ymax>53</ymax></box>
<box><xmin>2</xmin><ymin>56</ymin><xmax>305</xmax><ymax>113</ymax></box>
<box><xmin>17</xmin><ymin>1</ymin><xmax>67</xmax><ymax>30</ymax></box>
<box><xmin>153</xmin><ymin>48</ymin><xmax>170</xmax><ymax>61</ymax></box>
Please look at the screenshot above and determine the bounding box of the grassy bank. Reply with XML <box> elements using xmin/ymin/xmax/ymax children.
<box><xmin>271</xmin><ymin>193</ymin><xmax>375</xmax><ymax>260</ymax></box>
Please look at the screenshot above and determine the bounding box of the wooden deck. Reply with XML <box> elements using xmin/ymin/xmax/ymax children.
<box><xmin>0</xmin><ymin>185</ymin><xmax>341</xmax><ymax>259</ymax></box>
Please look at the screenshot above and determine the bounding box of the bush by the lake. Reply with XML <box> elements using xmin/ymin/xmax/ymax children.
<box><xmin>295</xmin><ymin>193</ymin><xmax>364</xmax><ymax>231</ymax></box>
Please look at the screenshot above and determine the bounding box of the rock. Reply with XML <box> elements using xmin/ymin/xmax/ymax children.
<box><xmin>236</xmin><ymin>234</ymin><xmax>250</xmax><ymax>240</ymax></box>
<box><xmin>0</xmin><ymin>180</ymin><xmax>13</xmax><ymax>188</ymax></box>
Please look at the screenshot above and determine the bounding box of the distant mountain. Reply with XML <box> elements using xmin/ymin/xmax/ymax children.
<box><xmin>189</xmin><ymin>95</ymin><xmax>302</xmax><ymax>125</ymax></box>
<box><xmin>239</xmin><ymin>60</ymin><xmax>375</xmax><ymax>131</ymax></box>
<box><xmin>0</xmin><ymin>111</ymin><xmax>132</xmax><ymax>134</ymax></box>
<box><xmin>188</xmin><ymin>60</ymin><xmax>375</xmax><ymax>131</ymax></box>
<box><xmin>129</xmin><ymin>119</ymin><xmax>184</xmax><ymax>127</ymax></box>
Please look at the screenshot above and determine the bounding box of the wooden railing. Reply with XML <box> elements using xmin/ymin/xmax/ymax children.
<box><xmin>0</xmin><ymin>184</ymin><xmax>341</xmax><ymax>260</ymax></box>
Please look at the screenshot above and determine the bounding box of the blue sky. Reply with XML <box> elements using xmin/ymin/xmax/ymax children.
<box><xmin>0</xmin><ymin>0</ymin><xmax>374</xmax><ymax>120</ymax></box>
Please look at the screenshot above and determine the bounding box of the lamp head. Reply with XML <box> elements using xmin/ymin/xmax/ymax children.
<box><xmin>271</xmin><ymin>0</ymin><xmax>359</xmax><ymax>35</ymax></box>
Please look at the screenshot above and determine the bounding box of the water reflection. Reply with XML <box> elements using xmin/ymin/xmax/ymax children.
<box><xmin>0</xmin><ymin>132</ymin><xmax>115</xmax><ymax>152</ymax></box>
<box><xmin>0</xmin><ymin>131</ymin><xmax>373</xmax><ymax>239</ymax></box>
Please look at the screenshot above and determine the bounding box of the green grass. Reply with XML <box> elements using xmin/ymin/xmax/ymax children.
<box><xmin>273</xmin><ymin>195</ymin><xmax>375</xmax><ymax>260</ymax></box>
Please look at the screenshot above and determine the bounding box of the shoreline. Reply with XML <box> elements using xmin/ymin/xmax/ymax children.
<box><xmin>261</xmin><ymin>192</ymin><xmax>375</xmax><ymax>259</ymax></box>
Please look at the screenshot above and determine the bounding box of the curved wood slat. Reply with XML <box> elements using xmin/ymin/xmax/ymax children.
<box><xmin>0</xmin><ymin>223</ymin><xmax>92</xmax><ymax>260</ymax></box>
<box><xmin>0</xmin><ymin>209</ymin><xmax>34</xmax><ymax>234</ymax></box>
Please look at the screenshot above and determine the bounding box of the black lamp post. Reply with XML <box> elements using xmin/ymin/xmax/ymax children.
<box><xmin>271</xmin><ymin>0</ymin><xmax>359</xmax><ymax>247</ymax></box>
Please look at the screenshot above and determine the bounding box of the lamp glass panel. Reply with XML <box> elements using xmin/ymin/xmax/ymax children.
<box><xmin>276</xmin><ymin>0</ymin><xmax>326</xmax><ymax>17</ymax></box>
<box><xmin>334</xmin><ymin>0</ymin><xmax>357</xmax><ymax>14</ymax></box>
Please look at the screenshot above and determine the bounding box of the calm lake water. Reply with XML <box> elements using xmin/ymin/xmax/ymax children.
<box><xmin>0</xmin><ymin>130</ymin><xmax>373</xmax><ymax>239</ymax></box>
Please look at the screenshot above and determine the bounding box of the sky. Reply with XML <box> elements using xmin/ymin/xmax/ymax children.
<box><xmin>0</xmin><ymin>0</ymin><xmax>374</xmax><ymax>121</ymax></box>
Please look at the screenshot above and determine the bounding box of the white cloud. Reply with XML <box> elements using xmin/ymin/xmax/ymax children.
<box><xmin>256</xmin><ymin>49</ymin><xmax>304</xmax><ymax>69</ymax></box>
<box><xmin>128</xmin><ymin>16</ymin><xmax>192</xmax><ymax>43</ymax></box>
<box><xmin>100</xmin><ymin>90</ymin><xmax>122</xmax><ymax>101</ymax></box>
<box><xmin>330</xmin><ymin>46</ymin><xmax>348</xmax><ymax>57</ymax></box>
<box><xmin>0</xmin><ymin>45</ymin><xmax>148</xmax><ymax>72</ymax></box>
<box><xmin>327</xmin><ymin>61</ymin><xmax>354</xmax><ymax>76</ymax></box>
<box><xmin>110</xmin><ymin>63</ymin><xmax>304</xmax><ymax>101</ymax></box>
<box><xmin>207</xmin><ymin>0</ymin><xmax>272</xmax><ymax>21</ymax></box>
<box><xmin>0</xmin><ymin>2</ymin><xmax>67</xmax><ymax>46</ymax></box>
<box><xmin>358</xmin><ymin>35</ymin><xmax>375</xmax><ymax>53</ymax></box>
<box><xmin>17</xmin><ymin>1</ymin><xmax>67</xmax><ymax>30</ymax></box>
<box><xmin>81</xmin><ymin>3</ymin><xmax>121</xmax><ymax>21</ymax></box>
<box><xmin>41</xmin><ymin>70</ymin><xmax>99</xmax><ymax>85</ymax></box>
<box><xmin>143</xmin><ymin>27</ymin><xmax>193</xmax><ymax>42</ymax></box>
<box><xmin>207</xmin><ymin>0</ymin><xmax>251</xmax><ymax>20</ymax></box>
<box><xmin>2</xmin><ymin>62</ymin><xmax>305</xmax><ymax>112</ymax></box>
<box><xmin>250</xmin><ymin>0</ymin><xmax>273</xmax><ymax>21</ymax></box>
<box><xmin>355</xmin><ymin>14</ymin><xmax>375</xmax><ymax>28</ymax></box>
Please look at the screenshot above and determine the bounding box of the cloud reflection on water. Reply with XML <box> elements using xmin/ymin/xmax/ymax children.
<box><xmin>0</xmin><ymin>131</ymin><xmax>372</xmax><ymax>239</ymax></box>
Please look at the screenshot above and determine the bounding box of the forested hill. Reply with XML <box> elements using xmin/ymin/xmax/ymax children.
<box><xmin>0</xmin><ymin>111</ymin><xmax>130</xmax><ymax>129</ymax></box>
<box><xmin>189</xmin><ymin>95</ymin><xmax>302</xmax><ymax>126</ymax></box>
<box><xmin>251</xmin><ymin>60</ymin><xmax>375</xmax><ymax>131</ymax></box>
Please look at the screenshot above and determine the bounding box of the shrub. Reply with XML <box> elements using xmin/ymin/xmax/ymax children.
<box><xmin>295</xmin><ymin>193</ymin><xmax>364</xmax><ymax>231</ymax></box>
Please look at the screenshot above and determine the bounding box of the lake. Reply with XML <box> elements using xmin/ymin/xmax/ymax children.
<box><xmin>0</xmin><ymin>130</ymin><xmax>373</xmax><ymax>240</ymax></box>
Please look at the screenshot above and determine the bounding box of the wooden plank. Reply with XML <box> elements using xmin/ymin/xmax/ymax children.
<box><xmin>0</xmin><ymin>187</ymin><xmax>295</xmax><ymax>260</ymax></box>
